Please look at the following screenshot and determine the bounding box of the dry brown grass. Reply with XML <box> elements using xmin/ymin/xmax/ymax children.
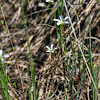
<box><xmin>0</xmin><ymin>0</ymin><xmax>100</xmax><ymax>99</ymax></box>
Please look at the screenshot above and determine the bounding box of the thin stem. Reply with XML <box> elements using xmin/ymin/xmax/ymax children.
<box><xmin>20</xmin><ymin>0</ymin><xmax>37</xmax><ymax>100</ymax></box>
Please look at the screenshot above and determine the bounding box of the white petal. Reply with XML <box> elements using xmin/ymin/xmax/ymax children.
<box><xmin>64</xmin><ymin>16</ymin><xmax>69</xmax><ymax>20</ymax></box>
<box><xmin>52</xmin><ymin>51</ymin><xmax>54</xmax><ymax>53</ymax></box>
<box><xmin>4</xmin><ymin>55</ymin><xmax>9</xmax><ymax>58</ymax></box>
<box><xmin>64</xmin><ymin>21</ymin><xmax>69</xmax><ymax>24</ymax></box>
<box><xmin>0</xmin><ymin>50</ymin><xmax>3</xmax><ymax>57</ymax></box>
<box><xmin>53</xmin><ymin>19</ymin><xmax>60</xmax><ymax>22</ymax></box>
<box><xmin>46</xmin><ymin>0</ymin><xmax>49</xmax><ymax>2</ymax></box>
<box><xmin>51</xmin><ymin>44</ymin><xmax>53</xmax><ymax>50</ymax></box>
<box><xmin>46</xmin><ymin>50</ymin><xmax>50</xmax><ymax>52</ymax></box>
<box><xmin>54</xmin><ymin>48</ymin><xmax>57</xmax><ymax>50</ymax></box>
<box><xmin>1</xmin><ymin>58</ymin><xmax>4</xmax><ymax>62</ymax></box>
<box><xmin>57</xmin><ymin>21</ymin><xmax>61</xmax><ymax>26</ymax></box>
<box><xmin>51</xmin><ymin>0</ymin><xmax>54</xmax><ymax>2</ymax></box>
<box><xmin>59</xmin><ymin>15</ymin><xmax>63</xmax><ymax>20</ymax></box>
<box><xmin>46</xmin><ymin>46</ymin><xmax>50</xmax><ymax>50</ymax></box>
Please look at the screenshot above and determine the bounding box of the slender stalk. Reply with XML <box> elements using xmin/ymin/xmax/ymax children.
<box><xmin>88</xmin><ymin>17</ymin><xmax>97</xmax><ymax>100</ymax></box>
<box><xmin>57</xmin><ymin>0</ymin><xmax>60</xmax><ymax>16</ymax></box>
<box><xmin>60</xmin><ymin>25</ymin><xmax>63</xmax><ymax>56</ymax></box>
<box><xmin>64</xmin><ymin>87</ymin><xmax>67</xmax><ymax>100</ymax></box>
<box><xmin>54</xmin><ymin>11</ymin><xmax>60</xmax><ymax>42</ymax></box>
<box><xmin>61</xmin><ymin>0</ymin><xmax>64</xmax><ymax>15</ymax></box>
<box><xmin>0</xmin><ymin>60</ymin><xmax>10</xmax><ymax>100</ymax></box>
<box><xmin>49</xmin><ymin>53</ymin><xmax>54</xmax><ymax>99</ymax></box>
<box><xmin>20</xmin><ymin>0</ymin><xmax>37</xmax><ymax>100</ymax></box>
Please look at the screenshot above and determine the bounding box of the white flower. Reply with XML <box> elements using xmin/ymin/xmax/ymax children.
<box><xmin>53</xmin><ymin>15</ymin><xmax>69</xmax><ymax>26</ymax></box>
<box><xmin>0</xmin><ymin>50</ymin><xmax>9</xmax><ymax>61</ymax></box>
<box><xmin>46</xmin><ymin>0</ymin><xmax>54</xmax><ymax>3</ymax></box>
<box><xmin>46</xmin><ymin>44</ymin><xmax>57</xmax><ymax>53</ymax></box>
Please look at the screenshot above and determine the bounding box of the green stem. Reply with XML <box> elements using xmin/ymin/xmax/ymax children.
<box><xmin>20</xmin><ymin>1</ymin><xmax>37</xmax><ymax>100</ymax></box>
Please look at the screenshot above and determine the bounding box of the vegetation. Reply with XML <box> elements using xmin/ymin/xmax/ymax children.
<box><xmin>0</xmin><ymin>0</ymin><xmax>100</xmax><ymax>99</ymax></box>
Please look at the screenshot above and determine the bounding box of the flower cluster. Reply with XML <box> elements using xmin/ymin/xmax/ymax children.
<box><xmin>53</xmin><ymin>15</ymin><xmax>69</xmax><ymax>26</ymax></box>
<box><xmin>0</xmin><ymin>50</ymin><xmax>9</xmax><ymax>61</ymax></box>
<box><xmin>46</xmin><ymin>44</ymin><xmax>57</xmax><ymax>53</ymax></box>
<box><xmin>45</xmin><ymin>1</ymin><xmax>69</xmax><ymax>53</ymax></box>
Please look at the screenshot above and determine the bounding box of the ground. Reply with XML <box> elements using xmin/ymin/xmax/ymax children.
<box><xmin>0</xmin><ymin>0</ymin><xmax>100</xmax><ymax>100</ymax></box>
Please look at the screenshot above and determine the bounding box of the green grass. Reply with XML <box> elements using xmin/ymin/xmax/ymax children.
<box><xmin>20</xmin><ymin>0</ymin><xmax>37</xmax><ymax>100</ymax></box>
<box><xmin>0</xmin><ymin>0</ymin><xmax>99</xmax><ymax>100</ymax></box>
<box><xmin>88</xmin><ymin>17</ymin><xmax>98</xmax><ymax>100</ymax></box>
<box><xmin>0</xmin><ymin>61</ymin><xmax>10</xmax><ymax>100</ymax></box>
<box><xmin>53</xmin><ymin>1</ymin><xmax>99</xmax><ymax>99</ymax></box>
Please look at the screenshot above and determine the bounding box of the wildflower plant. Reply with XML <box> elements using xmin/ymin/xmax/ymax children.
<box><xmin>46</xmin><ymin>44</ymin><xmax>57</xmax><ymax>98</ymax></box>
<box><xmin>0</xmin><ymin>50</ymin><xmax>9</xmax><ymax>62</ymax></box>
<box><xmin>53</xmin><ymin>15</ymin><xmax>69</xmax><ymax>55</ymax></box>
<box><xmin>53</xmin><ymin>15</ymin><xmax>69</xmax><ymax>26</ymax></box>
<box><xmin>46</xmin><ymin>44</ymin><xmax>57</xmax><ymax>54</ymax></box>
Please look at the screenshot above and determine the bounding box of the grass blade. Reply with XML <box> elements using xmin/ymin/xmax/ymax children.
<box><xmin>88</xmin><ymin>17</ymin><xmax>97</xmax><ymax>100</ymax></box>
<box><xmin>20</xmin><ymin>0</ymin><xmax>37</xmax><ymax>100</ymax></box>
<box><xmin>0</xmin><ymin>61</ymin><xmax>10</xmax><ymax>100</ymax></box>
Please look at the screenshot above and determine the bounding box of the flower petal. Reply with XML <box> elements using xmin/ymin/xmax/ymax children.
<box><xmin>46</xmin><ymin>50</ymin><xmax>50</xmax><ymax>52</ymax></box>
<box><xmin>51</xmin><ymin>0</ymin><xmax>54</xmax><ymax>2</ymax></box>
<box><xmin>64</xmin><ymin>16</ymin><xmax>69</xmax><ymax>20</ymax></box>
<box><xmin>64</xmin><ymin>21</ymin><xmax>69</xmax><ymax>24</ymax></box>
<box><xmin>4</xmin><ymin>55</ymin><xmax>9</xmax><ymax>58</ymax></box>
<box><xmin>46</xmin><ymin>0</ymin><xmax>49</xmax><ymax>2</ymax></box>
<box><xmin>51</xmin><ymin>44</ymin><xmax>53</xmax><ymax>50</ymax></box>
<box><xmin>54</xmin><ymin>48</ymin><xmax>57</xmax><ymax>50</ymax></box>
<box><xmin>59</xmin><ymin>15</ymin><xmax>63</xmax><ymax>20</ymax></box>
<box><xmin>52</xmin><ymin>51</ymin><xmax>54</xmax><ymax>53</ymax></box>
<box><xmin>46</xmin><ymin>46</ymin><xmax>50</xmax><ymax>52</ymax></box>
<box><xmin>1</xmin><ymin>58</ymin><xmax>4</xmax><ymax>62</ymax></box>
<box><xmin>53</xmin><ymin>19</ymin><xmax>60</xmax><ymax>22</ymax></box>
<box><xmin>0</xmin><ymin>50</ymin><xmax>3</xmax><ymax>57</ymax></box>
<box><xmin>46</xmin><ymin>46</ymin><xmax>50</xmax><ymax>50</ymax></box>
<box><xmin>57</xmin><ymin>21</ymin><xmax>61</xmax><ymax>26</ymax></box>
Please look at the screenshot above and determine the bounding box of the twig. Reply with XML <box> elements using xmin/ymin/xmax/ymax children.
<box><xmin>81</xmin><ymin>88</ymin><xmax>86</xmax><ymax>100</ymax></box>
<box><xmin>25</xmin><ymin>7</ymin><xmax>56</xmax><ymax>18</ymax></box>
